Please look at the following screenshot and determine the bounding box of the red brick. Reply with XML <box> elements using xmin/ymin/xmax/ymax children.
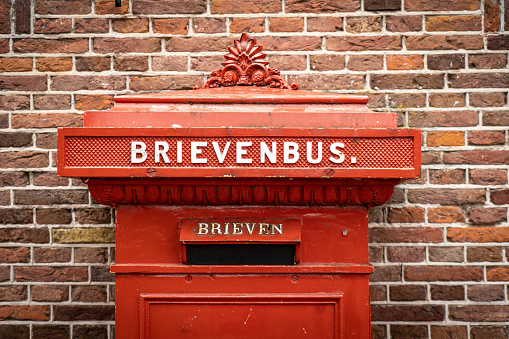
<box><xmin>286</xmin><ymin>0</ymin><xmax>359</xmax><ymax>12</ymax></box>
<box><xmin>431</xmin><ymin>285</ymin><xmax>465</xmax><ymax>300</ymax></box>
<box><xmin>327</xmin><ymin>36</ymin><xmax>401</xmax><ymax>51</ymax></box>
<box><xmin>0</xmin><ymin>325</ymin><xmax>29</xmax><ymax>338</ymax></box>
<box><xmin>428</xmin><ymin>207</ymin><xmax>465</xmax><ymax>223</ymax></box>
<box><xmin>487</xmin><ymin>267</ymin><xmax>509</xmax><ymax>281</ymax></box>
<box><xmin>14</xmin><ymin>39</ymin><xmax>88</xmax><ymax>53</ymax></box>
<box><xmin>491</xmin><ymin>189</ymin><xmax>509</xmax><ymax>205</ymax></box>
<box><xmin>230</xmin><ymin>18</ymin><xmax>265</xmax><ymax>33</ymax></box>
<box><xmin>370</xmin><ymin>265</ymin><xmax>401</xmax><ymax>282</ymax></box>
<box><xmin>428</xmin><ymin>54</ymin><xmax>465</xmax><ymax>69</ymax></box>
<box><xmin>470</xmin><ymin>92</ymin><xmax>506</xmax><ymax>107</ymax></box>
<box><xmin>0</xmin><ymin>305</ymin><xmax>50</xmax><ymax>321</ymax></box>
<box><xmin>447</xmin><ymin>227</ymin><xmax>509</xmax><ymax>242</ymax></box>
<box><xmin>347</xmin><ymin>55</ymin><xmax>383</xmax><ymax>71</ymax></box>
<box><xmin>35</xmin><ymin>0</ymin><xmax>91</xmax><ymax>14</ymax></box>
<box><xmin>0</xmin><ymin>227</ymin><xmax>48</xmax><ymax>242</ymax></box>
<box><xmin>391</xmin><ymin>325</ymin><xmax>428</xmax><ymax>338</ymax></box>
<box><xmin>407</xmin><ymin>35</ymin><xmax>483</xmax><ymax>50</ymax></box>
<box><xmin>75</xmin><ymin>95</ymin><xmax>114</xmax><ymax>111</ymax></box>
<box><xmin>31</xmin><ymin>285</ymin><xmax>68</xmax><ymax>302</ymax></box>
<box><xmin>429</xmin><ymin>93</ymin><xmax>465</xmax><ymax>107</ymax></box>
<box><xmin>166</xmin><ymin>37</ymin><xmax>230</xmax><ymax>52</ymax></box>
<box><xmin>114</xmin><ymin>56</ymin><xmax>148</xmax><ymax>72</ymax></box>
<box><xmin>471</xmin><ymin>326</ymin><xmax>507</xmax><ymax>339</ymax></box>
<box><xmin>469</xmin><ymin>53</ymin><xmax>507</xmax><ymax>69</ymax></box>
<box><xmin>387</xmin><ymin>207</ymin><xmax>424</xmax><ymax>223</ymax></box>
<box><xmin>34</xmin><ymin>247</ymin><xmax>71</xmax><ymax>263</ymax></box>
<box><xmin>76</xmin><ymin>57</ymin><xmax>110</xmax><ymax>72</ymax></box>
<box><xmin>345</xmin><ymin>17</ymin><xmax>382</xmax><ymax>33</ymax></box>
<box><xmin>34</xmin><ymin>18</ymin><xmax>71</xmax><ymax>34</ymax></box>
<box><xmin>0</xmin><ymin>57</ymin><xmax>32</xmax><ymax>72</ymax></box>
<box><xmin>431</xmin><ymin>326</ymin><xmax>467</xmax><ymax>339</ymax></box>
<box><xmin>387</xmin><ymin>246</ymin><xmax>425</xmax><ymax>262</ymax></box>
<box><xmin>0</xmin><ymin>0</ymin><xmax>9</xmax><ymax>34</ymax></box>
<box><xmin>443</xmin><ymin>150</ymin><xmax>509</xmax><ymax>165</ymax></box>
<box><xmin>0</xmin><ymin>76</ymin><xmax>47</xmax><ymax>91</ymax></box>
<box><xmin>429</xmin><ymin>247</ymin><xmax>463</xmax><ymax>262</ymax></box>
<box><xmin>268</xmin><ymin>55</ymin><xmax>307</xmax><ymax>71</ymax></box>
<box><xmin>467</xmin><ymin>246</ymin><xmax>503</xmax><ymax>262</ymax></box>
<box><xmin>483</xmin><ymin>111</ymin><xmax>509</xmax><ymax>126</ymax></box>
<box><xmin>72</xmin><ymin>286</ymin><xmax>107</xmax><ymax>302</ymax></box>
<box><xmin>75</xmin><ymin>208</ymin><xmax>111</xmax><ymax>224</ymax></box>
<box><xmin>74</xmin><ymin>247</ymin><xmax>108</xmax><ymax>263</ymax></box>
<box><xmin>133</xmin><ymin>0</ymin><xmax>206</xmax><ymax>14</ymax></box>
<box><xmin>369</xmin><ymin>246</ymin><xmax>383</xmax><ymax>262</ymax></box>
<box><xmin>0</xmin><ymin>247</ymin><xmax>30</xmax><ymax>263</ymax></box>
<box><xmin>365</xmin><ymin>0</ymin><xmax>400</xmax><ymax>11</ymax></box>
<box><xmin>269</xmin><ymin>17</ymin><xmax>303</xmax><ymax>32</ymax></box>
<box><xmin>484</xmin><ymin>0</ymin><xmax>501</xmax><ymax>31</ymax></box>
<box><xmin>429</xmin><ymin>169</ymin><xmax>465</xmax><ymax>184</ymax></box>
<box><xmin>75</xmin><ymin>18</ymin><xmax>109</xmax><ymax>33</ymax></box>
<box><xmin>130</xmin><ymin>75</ymin><xmax>202</xmax><ymax>92</ymax></box>
<box><xmin>14</xmin><ymin>189</ymin><xmax>88</xmax><ymax>205</ymax></box>
<box><xmin>12</xmin><ymin>113</ymin><xmax>82</xmax><ymax>128</ymax></box>
<box><xmin>408</xmin><ymin>189</ymin><xmax>485</xmax><ymax>204</ymax></box>
<box><xmin>426</xmin><ymin>15</ymin><xmax>481</xmax><ymax>31</ymax></box>
<box><xmin>0</xmin><ymin>172</ymin><xmax>29</xmax><ymax>187</ymax></box>
<box><xmin>36</xmin><ymin>57</ymin><xmax>73</xmax><ymax>72</ymax></box>
<box><xmin>488</xmin><ymin>35</ymin><xmax>509</xmax><ymax>50</ymax></box>
<box><xmin>53</xmin><ymin>305</ymin><xmax>115</xmax><ymax>321</ymax></box>
<box><xmin>113</xmin><ymin>18</ymin><xmax>149</xmax><ymax>33</ymax></box>
<box><xmin>94</xmin><ymin>38</ymin><xmax>160</xmax><ymax>54</ymax></box>
<box><xmin>469</xmin><ymin>169</ymin><xmax>507</xmax><ymax>185</ymax></box>
<box><xmin>95</xmin><ymin>0</ymin><xmax>128</xmax><ymax>14</ymax></box>
<box><xmin>387</xmin><ymin>188</ymin><xmax>405</xmax><ymax>204</ymax></box>
<box><xmin>0</xmin><ymin>267</ymin><xmax>9</xmax><ymax>281</ymax></box>
<box><xmin>388</xmin><ymin>93</ymin><xmax>425</xmax><ymax>109</ymax></box>
<box><xmin>386</xmin><ymin>15</ymin><xmax>422</xmax><ymax>32</ymax></box>
<box><xmin>34</xmin><ymin>133</ymin><xmax>55</xmax><ymax>151</ymax></box>
<box><xmin>152</xmin><ymin>56</ymin><xmax>188</xmax><ymax>72</ymax></box>
<box><xmin>51</xmin><ymin>75</ymin><xmax>125</xmax><ymax>91</ymax></box>
<box><xmin>469</xmin><ymin>207</ymin><xmax>506</xmax><ymax>224</ymax></box>
<box><xmin>288</xmin><ymin>74</ymin><xmax>364</xmax><ymax>91</ymax></box>
<box><xmin>390</xmin><ymin>285</ymin><xmax>426</xmax><ymax>301</ymax></box>
<box><xmin>449</xmin><ymin>73</ymin><xmax>509</xmax><ymax>88</ymax></box>
<box><xmin>91</xmin><ymin>266</ymin><xmax>114</xmax><ymax>282</ymax></box>
<box><xmin>36</xmin><ymin>209</ymin><xmax>72</xmax><ymax>224</ymax></box>
<box><xmin>193</xmin><ymin>18</ymin><xmax>226</xmax><ymax>33</ymax></box>
<box><xmin>405</xmin><ymin>266</ymin><xmax>483</xmax><ymax>281</ymax></box>
<box><xmin>152</xmin><ymin>19</ymin><xmax>188</xmax><ymax>34</ymax></box>
<box><xmin>0</xmin><ymin>39</ymin><xmax>8</xmax><ymax>53</ymax></box>
<box><xmin>15</xmin><ymin>266</ymin><xmax>88</xmax><ymax>282</ymax></box>
<box><xmin>409</xmin><ymin>111</ymin><xmax>478</xmax><ymax>127</ymax></box>
<box><xmin>32</xmin><ymin>326</ymin><xmax>69</xmax><ymax>339</ymax></box>
<box><xmin>73</xmin><ymin>326</ymin><xmax>108</xmax><ymax>338</ymax></box>
<box><xmin>371</xmin><ymin>74</ymin><xmax>443</xmax><ymax>90</ymax></box>
<box><xmin>0</xmin><ymin>151</ymin><xmax>48</xmax><ymax>168</ymax></box>
<box><xmin>257</xmin><ymin>36</ymin><xmax>321</xmax><ymax>51</ymax></box>
<box><xmin>34</xmin><ymin>95</ymin><xmax>71</xmax><ymax>110</ymax></box>
<box><xmin>427</xmin><ymin>131</ymin><xmax>464</xmax><ymax>146</ymax></box>
<box><xmin>191</xmin><ymin>56</ymin><xmax>225</xmax><ymax>72</ymax></box>
<box><xmin>0</xmin><ymin>96</ymin><xmax>29</xmax><ymax>111</ymax></box>
<box><xmin>307</xmin><ymin>17</ymin><xmax>342</xmax><ymax>32</ymax></box>
<box><xmin>405</xmin><ymin>0</ymin><xmax>479</xmax><ymax>11</ymax></box>
<box><xmin>386</xmin><ymin>54</ymin><xmax>423</xmax><ymax>70</ymax></box>
<box><xmin>0</xmin><ymin>286</ymin><xmax>27</xmax><ymax>302</ymax></box>
<box><xmin>369</xmin><ymin>227</ymin><xmax>442</xmax><ymax>243</ymax></box>
<box><xmin>0</xmin><ymin>132</ymin><xmax>32</xmax><ymax>148</ymax></box>
<box><xmin>449</xmin><ymin>305</ymin><xmax>509</xmax><ymax>322</ymax></box>
<box><xmin>371</xmin><ymin>325</ymin><xmax>386</xmax><ymax>339</ymax></box>
<box><xmin>309</xmin><ymin>55</ymin><xmax>345</xmax><ymax>71</ymax></box>
<box><xmin>506</xmin><ymin>0</ymin><xmax>509</xmax><ymax>30</ymax></box>
<box><xmin>372</xmin><ymin>305</ymin><xmax>444</xmax><ymax>321</ymax></box>
<box><xmin>367</xmin><ymin>93</ymin><xmax>388</xmax><ymax>109</ymax></box>
<box><xmin>369</xmin><ymin>285</ymin><xmax>386</xmax><ymax>301</ymax></box>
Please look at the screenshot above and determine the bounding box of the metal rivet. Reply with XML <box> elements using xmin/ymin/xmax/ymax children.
<box><xmin>185</xmin><ymin>275</ymin><xmax>192</xmax><ymax>283</ymax></box>
<box><xmin>147</xmin><ymin>168</ymin><xmax>156</xmax><ymax>177</ymax></box>
<box><xmin>291</xmin><ymin>275</ymin><xmax>299</xmax><ymax>283</ymax></box>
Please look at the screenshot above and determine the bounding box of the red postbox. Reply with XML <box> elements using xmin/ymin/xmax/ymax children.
<box><xmin>58</xmin><ymin>33</ymin><xmax>420</xmax><ymax>338</ymax></box>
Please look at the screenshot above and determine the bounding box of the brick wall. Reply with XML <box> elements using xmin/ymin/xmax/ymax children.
<box><xmin>0</xmin><ymin>0</ymin><xmax>508</xmax><ymax>338</ymax></box>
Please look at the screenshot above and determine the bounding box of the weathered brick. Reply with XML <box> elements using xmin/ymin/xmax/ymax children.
<box><xmin>74</xmin><ymin>247</ymin><xmax>108</xmax><ymax>263</ymax></box>
<box><xmin>386</xmin><ymin>15</ymin><xmax>422</xmax><ymax>32</ymax></box>
<box><xmin>94</xmin><ymin>38</ymin><xmax>160</xmax><ymax>54</ymax></box>
<box><xmin>369</xmin><ymin>265</ymin><xmax>401</xmax><ymax>282</ymax></box>
<box><xmin>449</xmin><ymin>305</ymin><xmax>509</xmax><ymax>322</ymax></box>
<box><xmin>371</xmin><ymin>74</ymin><xmax>443</xmax><ymax>90</ymax></box>
<box><xmin>36</xmin><ymin>133</ymin><xmax>57</xmax><ymax>149</ymax></box>
<box><xmin>347</xmin><ymin>55</ymin><xmax>383</xmax><ymax>71</ymax></box>
<box><xmin>327</xmin><ymin>36</ymin><xmax>401</xmax><ymax>51</ymax></box>
<box><xmin>428</xmin><ymin>54</ymin><xmax>465</xmax><ymax>70</ymax></box>
<box><xmin>408</xmin><ymin>189</ymin><xmax>485</xmax><ymax>204</ymax></box>
<box><xmin>372</xmin><ymin>305</ymin><xmax>444</xmax><ymax>321</ymax></box>
<box><xmin>14</xmin><ymin>39</ymin><xmax>88</xmax><ymax>53</ymax></box>
<box><xmin>15</xmin><ymin>266</ymin><xmax>88</xmax><ymax>282</ymax></box>
<box><xmin>257</xmin><ymin>36</ymin><xmax>321</xmax><ymax>51</ymax></box>
<box><xmin>309</xmin><ymin>55</ymin><xmax>345</xmax><ymax>71</ymax></box>
<box><xmin>53</xmin><ymin>228</ymin><xmax>115</xmax><ymax>243</ymax></box>
<box><xmin>0</xmin><ymin>57</ymin><xmax>32</xmax><ymax>72</ymax></box>
<box><xmin>429</xmin><ymin>93</ymin><xmax>465</xmax><ymax>107</ymax></box>
<box><xmin>387</xmin><ymin>246</ymin><xmax>425</xmax><ymax>262</ymax></box>
<box><xmin>0</xmin><ymin>132</ymin><xmax>32</xmax><ymax>148</ymax></box>
<box><xmin>286</xmin><ymin>0</ymin><xmax>359</xmax><ymax>12</ymax></box>
<box><xmin>427</xmin><ymin>131</ymin><xmax>464</xmax><ymax>146</ymax></box>
<box><xmin>371</xmin><ymin>325</ymin><xmax>386</xmax><ymax>339</ymax></box>
<box><xmin>114</xmin><ymin>56</ymin><xmax>148</xmax><ymax>72</ymax></box>
<box><xmin>0</xmin><ymin>39</ymin><xmax>8</xmax><ymax>53</ymax></box>
<box><xmin>191</xmin><ymin>56</ymin><xmax>225</xmax><ymax>72</ymax></box>
<box><xmin>34</xmin><ymin>18</ymin><xmax>71</xmax><ymax>34</ymax></box>
<box><xmin>152</xmin><ymin>19</ymin><xmax>188</xmax><ymax>34</ymax></box>
<box><xmin>431</xmin><ymin>326</ymin><xmax>467</xmax><ymax>339</ymax></box>
<box><xmin>95</xmin><ymin>0</ymin><xmax>128</xmax><ymax>14</ymax></box>
<box><xmin>0</xmin><ymin>286</ymin><xmax>27</xmax><ymax>301</ymax></box>
<box><xmin>73</xmin><ymin>326</ymin><xmax>108</xmax><ymax>339</ymax></box>
<box><xmin>369</xmin><ymin>227</ymin><xmax>442</xmax><ymax>243</ymax></box>
<box><xmin>31</xmin><ymin>285</ymin><xmax>68</xmax><ymax>302</ymax></box>
<box><xmin>34</xmin><ymin>247</ymin><xmax>71</xmax><ymax>263</ymax></box>
<box><xmin>487</xmin><ymin>267</ymin><xmax>509</xmax><ymax>281</ymax></box>
<box><xmin>152</xmin><ymin>56</ymin><xmax>188</xmax><ymax>72</ymax></box>
<box><xmin>193</xmin><ymin>17</ymin><xmax>226</xmax><ymax>34</ymax></box>
<box><xmin>36</xmin><ymin>57</ymin><xmax>73</xmax><ymax>72</ymax></box>
<box><xmin>430</xmin><ymin>285</ymin><xmax>464</xmax><ymax>300</ymax></box>
<box><xmin>390</xmin><ymin>285</ymin><xmax>426</xmax><ymax>301</ymax></box>
<box><xmin>0</xmin><ymin>325</ymin><xmax>29</xmax><ymax>339</ymax></box>
<box><xmin>133</xmin><ymin>0</ymin><xmax>206</xmax><ymax>14</ymax></box>
<box><xmin>443</xmin><ymin>150</ymin><xmax>509</xmax><ymax>165</ymax></box>
<box><xmin>113</xmin><ymin>18</ymin><xmax>149</xmax><ymax>33</ymax></box>
<box><xmin>0</xmin><ymin>76</ymin><xmax>47</xmax><ymax>91</ymax></box>
<box><xmin>405</xmin><ymin>0</ymin><xmax>479</xmax><ymax>11</ymax></box>
<box><xmin>269</xmin><ymin>17</ymin><xmax>303</xmax><ymax>32</ymax></box>
<box><xmin>388</xmin><ymin>93</ymin><xmax>425</xmax><ymax>109</ymax></box>
<box><xmin>429</xmin><ymin>169</ymin><xmax>465</xmax><ymax>185</ymax></box>
<box><xmin>387</xmin><ymin>207</ymin><xmax>424</xmax><ymax>223</ymax></box>
<box><xmin>469</xmin><ymin>169</ymin><xmax>507</xmax><ymax>185</ymax></box>
<box><xmin>470</xmin><ymin>92</ymin><xmax>506</xmax><ymax>107</ymax></box>
<box><xmin>407</xmin><ymin>35</ymin><xmax>483</xmax><ymax>50</ymax></box>
<box><xmin>72</xmin><ymin>286</ymin><xmax>107</xmax><ymax>302</ymax></box>
<box><xmin>468</xmin><ymin>207</ymin><xmax>506</xmax><ymax>224</ymax></box>
<box><xmin>76</xmin><ymin>56</ymin><xmax>110</xmax><ymax>72</ymax></box>
<box><xmin>75</xmin><ymin>18</ymin><xmax>109</xmax><ymax>33</ymax></box>
<box><xmin>483</xmin><ymin>111</ymin><xmax>509</xmax><ymax>126</ymax></box>
<box><xmin>0</xmin><ymin>172</ymin><xmax>29</xmax><ymax>187</ymax></box>
<box><xmin>405</xmin><ymin>266</ymin><xmax>483</xmax><ymax>281</ymax></box>
<box><xmin>0</xmin><ymin>151</ymin><xmax>48</xmax><ymax>169</ymax></box>
<box><xmin>447</xmin><ymin>227</ymin><xmax>509</xmax><ymax>242</ymax></box>
<box><xmin>409</xmin><ymin>111</ymin><xmax>478</xmax><ymax>127</ymax></box>
<box><xmin>130</xmin><ymin>75</ymin><xmax>202</xmax><ymax>91</ymax></box>
<box><xmin>345</xmin><ymin>17</ymin><xmax>382</xmax><ymax>33</ymax></box>
<box><xmin>365</xmin><ymin>0</ymin><xmax>400</xmax><ymax>11</ymax></box>
<box><xmin>0</xmin><ymin>247</ymin><xmax>30</xmax><ymax>263</ymax></box>
<box><xmin>429</xmin><ymin>247</ymin><xmax>463</xmax><ymax>263</ymax></box>
<box><xmin>54</xmin><ymin>305</ymin><xmax>115</xmax><ymax>321</ymax></box>
<box><xmin>230</xmin><ymin>18</ymin><xmax>265</xmax><ymax>33</ymax></box>
<box><xmin>391</xmin><ymin>325</ymin><xmax>428</xmax><ymax>339</ymax></box>
<box><xmin>467</xmin><ymin>246</ymin><xmax>503</xmax><ymax>262</ymax></box>
<box><xmin>15</xmin><ymin>190</ymin><xmax>88</xmax><ymax>205</ymax></box>
<box><xmin>469</xmin><ymin>53</ymin><xmax>507</xmax><ymax>69</ymax></box>
<box><xmin>0</xmin><ymin>0</ymin><xmax>9</xmax><ymax>34</ymax></box>
<box><xmin>426</xmin><ymin>15</ymin><xmax>481</xmax><ymax>31</ymax></box>
<box><xmin>449</xmin><ymin>73</ymin><xmax>509</xmax><ymax>88</ymax></box>
<box><xmin>268</xmin><ymin>55</ymin><xmax>306</xmax><ymax>71</ymax></box>
<box><xmin>32</xmin><ymin>326</ymin><xmax>69</xmax><ymax>339</ymax></box>
<box><xmin>34</xmin><ymin>95</ymin><xmax>71</xmax><ymax>110</ymax></box>
<box><xmin>0</xmin><ymin>227</ymin><xmax>48</xmax><ymax>243</ymax></box>
<box><xmin>428</xmin><ymin>207</ymin><xmax>465</xmax><ymax>223</ymax></box>
<box><xmin>92</xmin><ymin>266</ymin><xmax>114</xmax><ymax>282</ymax></box>
<box><xmin>288</xmin><ymin>74</ymin><xmax>364</xmax><ymax>91</ymax></box>
<box><xmin>0</xmin><ymin>305</ymin><xmax>50</xmax><ymax>321</ymax></box>
<box><xmin>369</xmin><ymin>285</ymin><xmax>386</xmax><ymax>301</ymax></box>
<box><xmin>33</xmin><ymin>171</ymin><xmax>68</xmax><ymax>187</ymax></box>
<box><xmin>75</xmin><ymin>94</ymin><xmax>114</xmax><ymax>111</ymax></box>
<box><xmin>471</xmin><ymin>326</ymin><xmax>508</xmax><ymax>339</ymax></box>
<box><xmin>0</xmin><ymin>96</ymin><xmax>29</xmax><ymax>111</ymax></box>
<box><xmin>491</xmin><ymin>189</ymin><xmax>509</xmax><ymax>205</ymax></box>
<box><xmin>307</xmin><ymin>17</ymin><xmax>342</xmax><ymax>32</ymax></box>
<box><xmin>386</xmin><ymin>54</ymin><xmax>423</xmax><ymax>70</ymax></box>
<box><xmin>35</xmin><ymin>0</ymin><xmax>91</xmax><ymax>14</ymax></box>
<box><xmin>167</xmin><ymin>36</ymin><xmax>230</xmax><ymax>52</ymax></box>
<box><xmin>488</xmin><ymin>35</ymin><xmax>509</xmax><ymax>50</ymax></box>
<box><xmin>76</xmin><ymin>208</ymin><xmax>111</xmax><ymax>224</ymax></box>
<box><xmin>51</xmin><ymin>75</ymin><xmax>125</xmax><ymax>91</ymax></box>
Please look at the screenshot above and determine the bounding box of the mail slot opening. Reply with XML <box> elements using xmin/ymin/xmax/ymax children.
<box><xmin>186</xmin><ymin>244</ymin><xmax>296</xmax><ymax>265</ymax></box>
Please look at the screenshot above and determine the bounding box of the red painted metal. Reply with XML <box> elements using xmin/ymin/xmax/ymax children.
<box><xmin>57</xmin><ymin>33</ymin><xmax>421</xmax><ymax>339</ymax></box>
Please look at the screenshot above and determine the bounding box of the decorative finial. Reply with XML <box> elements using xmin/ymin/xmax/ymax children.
<box><xmin>197</xmin><ymin>33</ymin><xmax>298</xmax><ymax>90</ymax></box>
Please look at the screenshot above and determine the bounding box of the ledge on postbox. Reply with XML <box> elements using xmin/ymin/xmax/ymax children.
<box><xmin>57</xmin><ymin>33</ymin><xmax>420</xmax><ymax>209</ymax></box>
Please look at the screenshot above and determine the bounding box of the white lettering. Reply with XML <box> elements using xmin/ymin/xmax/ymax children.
<box><xmin>260</xmin><ymin>142</ymin><xmax>277</xmax><ymax>164</ymax></box>
<box><xmin>245</xmin><ymin>223</ymin><xmax>256</xmax><ymax>235</ymax></box>
<box><xmin>177</xmin><ymin>141</ymin><xmax>183</xmax><ymax>163</ymax></box>
<box><xmin>191</xmin><ymin>141</ymin><xmax>207</xmax><ymax>164</ymax></box>
<box><xmin>197</xmin><ymin>223</ymin><xmax>208</xmax><ymax>235</ymax></box>
<box><xmin>154</xmin><ymin>141</ymin><xmax>170</xmax><ymax>163</ymax></box>
<box><xmin>212</xmin><ymin>142</ymin><xmax>230</xmax><ymax>163</ymax></box>
<box><xmin>131</xmin><ymin>141</ymin><xmax>147</xmax><ymax>163</ymax></box>
<box><xmin>272</xmin><ymin>224</ymin><xmax>283</xmax><ymax>235</ymax></box>
<box><xmin>329</xmin><ymin>142</ymin><xmax>345</xmax><ymax>164</ymax></box>
<box><xmin>258</xmin><ymin>223</ymin><xmax>270</xmax><ymax>235</ymax></box>
<box><xmin>283</xmin><ymin>142</ymin><xmax>299</xmax><ymax>164</ymax></box>
<box><xmin>210</xmin><ymin>223</ymin><xmax>222</xmax><ymax>235</ymax></box>
<box><xmin>232</xmin><ymin>223</ymin><xmax>243</xmax><ymax>234</ymax></box>
<box><xmin>306</xmin><ymin>141</ymin><xmax>322</xmax><ymax>164</ymax></box>
<box><xmin>236</xmin><ymin>142</ymin><xmax>252</xmax><ymax>164</ymax></box>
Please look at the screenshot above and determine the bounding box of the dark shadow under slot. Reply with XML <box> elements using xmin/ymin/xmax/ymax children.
<box><xmin>186</xmin><ymin>244</ymin><xmax>296</xmax><ymax>265</ymax></box>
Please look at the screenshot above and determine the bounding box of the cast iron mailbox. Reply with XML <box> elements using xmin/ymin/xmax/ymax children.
<box><xmin>58</xmin><ymin>33</ymin><xmax>420</xmax><ymax>338</ymax></box>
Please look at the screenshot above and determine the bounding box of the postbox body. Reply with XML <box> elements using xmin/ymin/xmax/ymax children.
<box><xmin>58</xmin><ymin>34</ymin><xmax>420</xmax><ymax>339</ymax></box>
